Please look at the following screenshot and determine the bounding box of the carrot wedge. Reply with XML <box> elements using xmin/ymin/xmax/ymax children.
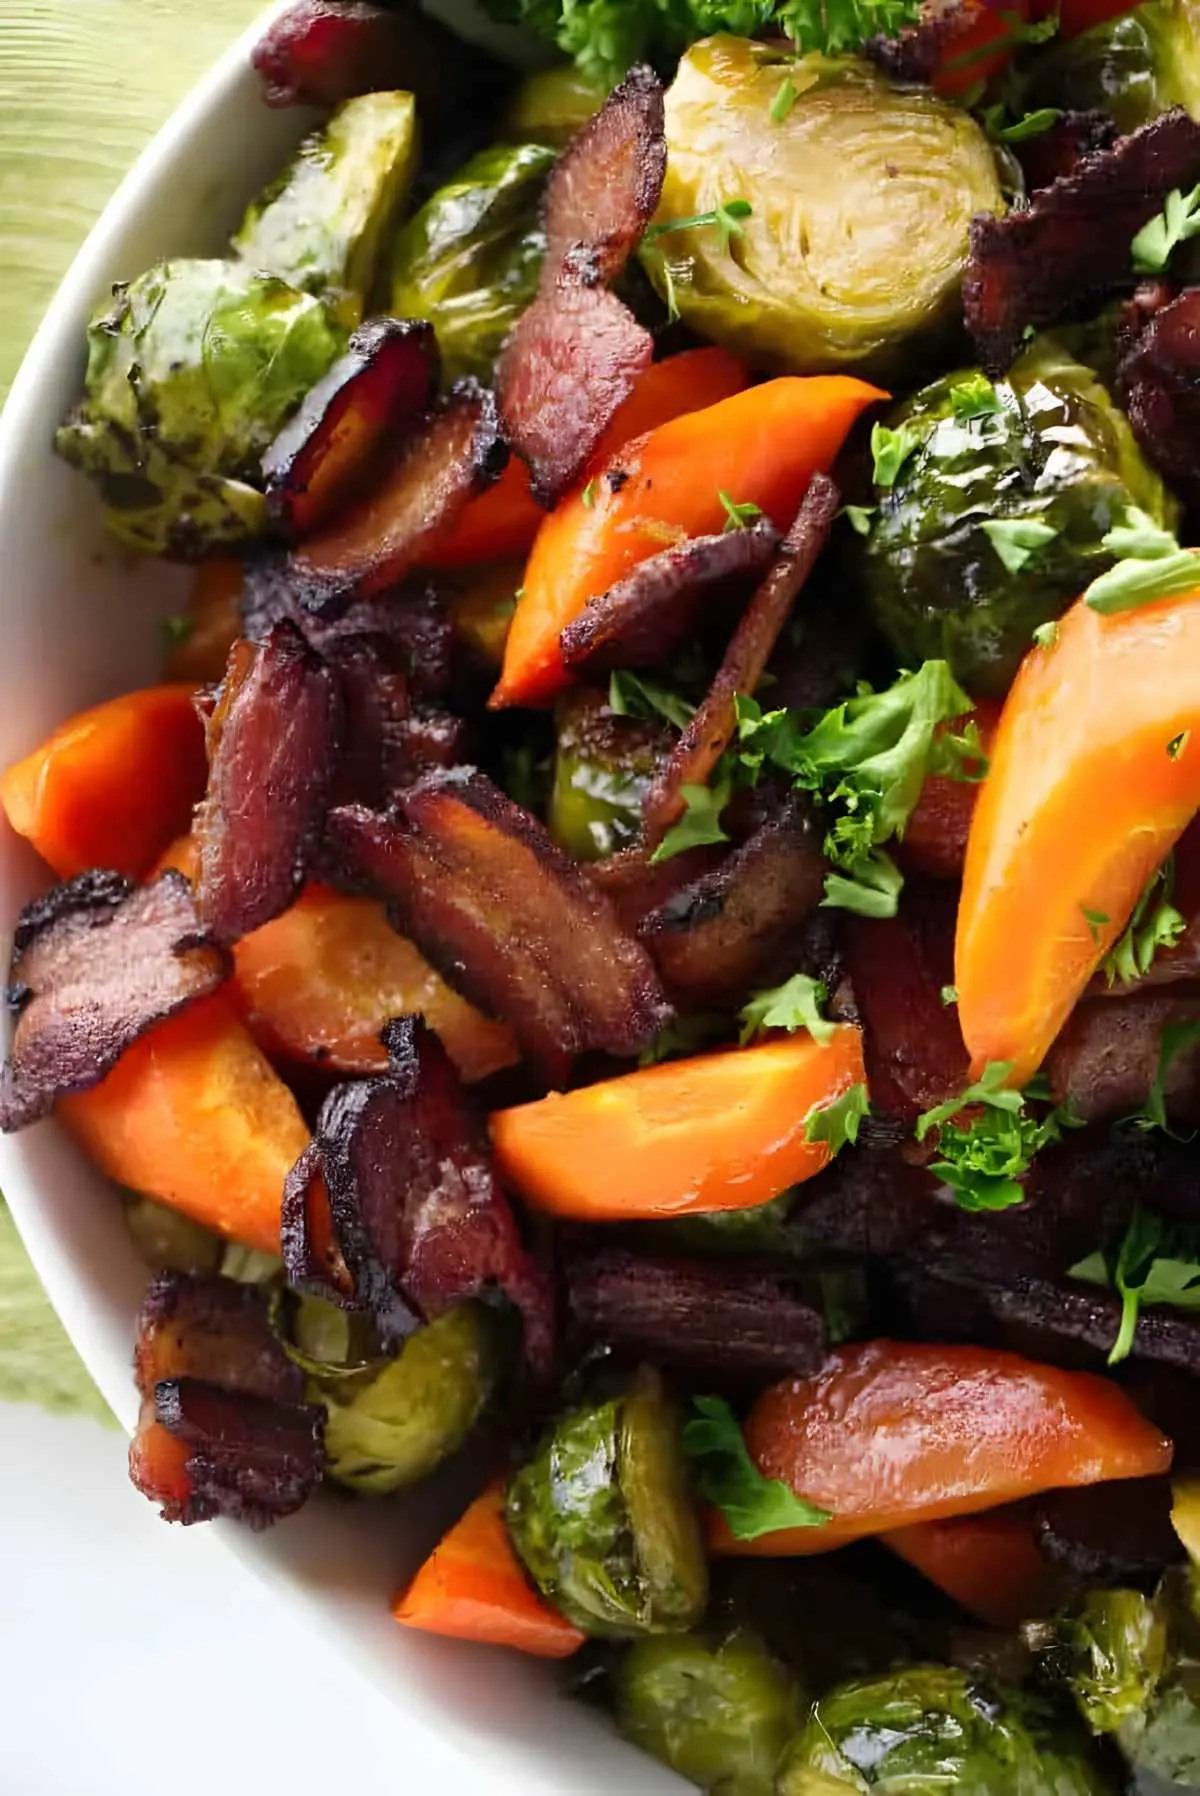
<box><xmin>393</xmin><ymin>1481</ymin><xmax>586</xmax><ymax>1658</ymax></box>
<box><xmin>712</xmin><ymin>1340</ymin><xmax>1172</xmax><ymax>1556</ymax></box>
<box><xmin>489</xmin><ymin>1029</ymin><xmax>866</xmax><ymax>1219</ymax></box>
<box><xmin>60</xmin><ymin>994</ymin><xmax>308</xmax><ymax>1253</ymax></box>
<box><xmin>883</xmin><ymin>1506</ymin><xmax>1066</xmax><ymax>1629</ymax></box>
<box><xmin>492</xmin><ymin>375</ymin><xmax>884</xmax><ymax>709</ymax></box>
<box><xmin>956</xmin><ymin>586</ymin><xmax>1200</xmax><ymax>1086</ymax></box>
<box><xmin>0</xmin><ymin>684</ymin><xmax>207</xmax><ymax>880</ymax></box>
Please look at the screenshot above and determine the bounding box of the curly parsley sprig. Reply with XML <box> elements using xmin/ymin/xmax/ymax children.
<box><xmin>916</xmin><ymin>1063</ymin><xmax>1079</xmax><ymax>1211</ymax></box>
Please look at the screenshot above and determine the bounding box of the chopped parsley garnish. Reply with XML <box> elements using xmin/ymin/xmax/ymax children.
<box><xmin>777</xmin><ymin>0</ymin><xmax>922</xmax><ymax>54</ymax></box>
<box><xmin>739</xmin><ymin>972</ymin><xmax>835</xmax><ymax>1046</ymax></box>
<box><xmin>1100</xmin><ymin>857</ymin><xmax>1185</xmax><ymax>987</ymax></box>
<box><xmin>1082</xmin><ymin>507</ymin><xmax>1200</xmax><ymax>614</ymax></box>
<box><xmin>803</xmin><ymin>1082</ymin><xmax>871</xmax><ymax>1155</ymax></box>
<box><xmin>1128</xmin><ymin>1018</ymin><xmax>1200</xmax><ymax>1135</ymax></box>
<box><xmin>650</xmin><ymin>778</ymin><xmax>732</xmax><ymax>864</ymax></box>
<box><xmin>1132</xmin><ymin>183</ymin><xmax>1200</xmax><ymax>274</ymax></box>
<box><xmin>981</xmin><ymin>104</ymin><xmax>1063</xmax><ymax>144</ymax></box>
<box><xmin>770</xmin><ymin>76</ymin><xmax>798</xmax><ymax>123</ymax></box>
<box><xmin>842</xmin><ymin>504</ymin><xmax>877</xmax><ymax>536</ymax></box>
<box><xmin>870</xmin><ymin>421</ymin><xmax>922</xmax><ymax>488</ymax></box>
<box><xmin>638</xmin><ymin>1012</ymin><xmax>728</xmax><ymax>1067</ymax></box>
<box><xmin>940</xmin><ymin>984</ymin><xmax>959</xmax><ymax>1007</ymax></box>
<box><xmin>608</xmin><ymin>670</ymin><xmax>695</xmax><ymax>733</ymax></box>
<box><xmin>580</xmin><ymin>479</ymin><xmax>597</xmax><ymax>509</ymax></box>
<box><xmin>948</xmin><ymin>374</ymin><xmax>1003</xmax><ymax>420</ymax></box>
<box><xmin>1032</xmin><ymin>619</ymin><xmax>1059</xmax><ymax>649</ymax></box>
<box><xmin>981</xmin><ymin>517</ymin><xmax>1058</xmax><ymax>575</ymax></box>
<box><xmin>1070</xmin><ymin>1207</ymin><xmax>1200</xmax><ymax>1364</ymax></box>
<box><xmin>719</xmin><ymin>490</ymin><xmax>765</xmax><ymax>532</ymax></box>
<box><xmin>1080</xmin><ymin>904</ymin><xmax>1110</xmax><ymax>945</ymax></box>
<box><xmin>644</xmin><ymin>197</ymin><xmax>753</xmax><ymax>256</ymax></box>
<box><xmin>916</xmin><ymin>1062</ymin><xmax>1078</xmax><ymax>1211</ymax></box>
<box><xmin>683</xmin><ymin>1394</ymin><xmax>831</xmax><ymax>1540</ymax></box>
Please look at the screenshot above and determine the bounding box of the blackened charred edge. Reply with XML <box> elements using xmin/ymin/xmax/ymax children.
<box><xmin>135</xmin><ymin>1270</ymin><xmax>306</xmax><ymax>1405</ymax></box>
<box><xmin>280</xmin><ymin>1140</ymin><xmax>358</xmax><ymax>1306</ymax></box>
<box><xmin>154</xmin><ymin>1377</ymin><xmax>326</xmax><ymax>1529</ymax></box>
<box><xmin>11</xmin><ymin>867</ymin><xmax>132</xmax><ymax>957</ymax></box>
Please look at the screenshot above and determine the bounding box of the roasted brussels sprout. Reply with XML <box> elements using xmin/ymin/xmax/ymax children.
<box><xmin>233</xmin><ymin>92</ymin><xmax>418</xmax><ymax>329</ymax></box>
<box><xmin>504</xmin><ymin>65</ymin><xmax>605</xmax><ymax>146</ymax></box>
<box><xmin>123</xmin><ymin>1195</ymin><xmax>222</xmax><ymax>1275</ymax></box>
<box><xmin>288</xmin><ymin>1298</ymin><xmax>495</xmax><ymax>1495</ymax></box>
<box><xmin>390</xmin><ymin>141</ymin><xmax>556</xmax><ymax>383</ymax></box>
<box><xmin>777</xmin><ymin>1665</ymin><xmax>1110</xmax><ymax>1796</ymax></box>
<box><xmin>549</xmin><ymin>686</ymin><xmax>671</xmax><ymax>861</ymax></box>
<box><xmin>506</xmin><ymin>1367</ymin><xmax>708</xmax><ymax>1639</ymax></box>
<box><xmin>615</xmin><ymin>1628</ymin><xmax>803</xmax><ymax>1795</ymax></box>
<box><xmin>646</xmin><ymin>37</ymin><xmax>1004</xmax><ymax>378</ymax></box>
<box><xmin>1019</xmin><ymin>1</ymin><xmax>1200</xmax><ymax>136</ymax></box>
<box><xmin>55</xmin><ymin>259</ymin><xmax>345</xmax><ymax>558</ymax></box>
<box><xmin>859</xmin><ymin>340</ymin><xmax>1180</xmax><ymax>696</ymax></box>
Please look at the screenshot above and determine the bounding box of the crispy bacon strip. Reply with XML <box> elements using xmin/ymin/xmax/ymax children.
<box><xmin>302</xmin><ymin>1017</ymin><xmax>554</xmax><ymax>1367</ymax></box>
<box><xmin>263</xmin><ymin>319</ymin><xmax>439</xmax><ymax>540</ymax></box>
<box><xmin>329</xmin><ymin>770</ymin><xmax>670</xmax><ymax>1081</ymax></box>
<box><xmin>642</xmin><ymin>475</ymin><xmax>840</xmax><ymax>851</ymax></box>
<box><xmin>588</xmin><ymin>843</ymin><xmax>727</xmax><ymax>936</ymax></box>
<box><xmin>280</xmin><ymin>1142</ymin><xmax>357</xmax><ymax>1304</ymax></box>
<box><xmin>497</xmin><ymin>288</ymin><xmax>653</xmax><ymax>508</ymax></box>
<box><xmin>285</xmin><ymin>382</ymin><xmax>506</xmax><ymax>612</ymax></box>
<box><xmin>560</xmin><ymin>522</ymin><xmax>780</xmax><ymax>675</ymax></box>
<box><xmin>641</xmin><ymin>795</ymin><xmax>827</xmax><ymax>1007</ymax></box>
<box><xmin>964</xmin><ymin>110</ymin><xmax>1200</xmax><ymax>372</ymax></box>
<box><xmin>195</xmin><ymin>623</ymin><xmax>340</xmax><ymax>946</ymax></box>
<box><xmin>242</xmin><ymin>569</ymin><xmax>455</xmax><ymax>701</ymax></box>
<box><xmin>566</xmin><ymin>1245</ymin><xmax>827</xmax><ymax>1379</ymax></box>
<box><xmin>128</xmin><ymin>1272</ymin><xmax>325</xmax><ymax>1527</ymax></box>
<box><xmin>0</xmin><ymin>871</ymin><xmax>227</xmax><ymax>1132</ymax></box>
<box><xmin>1015</xmin><ymin>110</ymin><xmax>1118</xmax><ymax>194</ymax></box>
<box><xmin>542</xmin><ymin>64</ymin><xmax>666</xmax><ymax>287</ymax></box>
<box><xmin>1117</xmin><ymin>285</ymin><xmax>1200</xmax><ymax>509</ymax></box>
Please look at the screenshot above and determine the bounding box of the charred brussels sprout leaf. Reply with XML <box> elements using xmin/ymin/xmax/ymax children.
<box><xmin>616</xmin><ymin>1628</ymin><xmax>803</xmax><ymax>1795</ymax></box>
<box><xmin>55</xmin><ymin>259</ymin><xmax>345</xmax><ymax>559</ymax></box>
<box><xmin>549</xmin><ymin>686</ymin><xmax>672</xmax><ymax>861</ymax></box>
<box><xmin>390</xmin><ymin>142</ymin><xmax>556</xmax><ymax>383</ymax></box>
<box><xmin>859</xmin><ymin>340</ymin><xmax>1179</xmax><ymax>696</ymax></box>
<box><xmin>1019</xmin><ymin>2</ymin><xmax>1200</xmax><ymax>137</ymax></box>
<box><xmin>646</xmin><ymin>37</ymin><xmax>1004</xmax><ymax>377</ymax></box>
<box><xmin>233</xmin><ymin>92</ymin><xmax>418</xmax><ymax>330</ymax></box>
<box><xmin>777</xmin><ymin>1664</ymin><xmax>1110</xmax><ymax>1795</ymax></box>
<box><xmin>505</xmin><ymin>1368</ymin><xmax>708</xmax><ymax>1639</ymax></box>
<box><xmin>504</xmin><ymin>65</ymin><xmax>606</xmax><ymax>146</ymax></box>
<box><xmin>287</xmin><ymin>1299</ymin><xmax>495</xmax><ymax>1496</ymax></box>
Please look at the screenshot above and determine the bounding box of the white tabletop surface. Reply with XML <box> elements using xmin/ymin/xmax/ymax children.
<box><xmin>0</xmin><ymin>1402</ymin><xmax>464</xmax><ymax>1794</ymax></box>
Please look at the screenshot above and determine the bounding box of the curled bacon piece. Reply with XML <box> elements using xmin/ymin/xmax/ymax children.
<box><xmin>1117</xmin><ymin>285</ymin><xmax>1200</xmax><ymax>510</ymax></box>
<box><xmin>588</xmin><ymin>843</ymin><xmax>727</xmax><ymax>937</ymax></box>
<box><xmin>560</xmin><ymin>522</ymin><xmax>780</xmax><ymax>676</ymax></box>
<box><xmin>295</xmin><ymin>1017</ymin><xmax>554</xmax><ymax>1368</ymax></box>
<box><xmin>281</xmin><ymin>1142</ymin><xmax>357</xmax><ymax>1305</ymax></box>
<box><xmin>641</xmin><ymin>795</ymin><xmax>827</xmax><ymax>1008</ymax></box>
<box><xmin>0</xmin><ymin>871</ymin><xmax>227</xmax><ymax>1132</ymax></box>
<box><xmin>129</xmin><ymin>1272</ymin><xmax>324</xmax><ymax>1527</ymax></box>
<box><xmin>497</xmin><ymin>67</ymin><xmax>665</xmax><ymax>505</ymax></box>
<box><xmin>284</xmin><ymin>382</ymin><xmax>506</xmax><ymax>613</ymax></box>
<box><xmin>263</xmin><ymin>319</ymin><xmax>439</xmax><ymax>540</ymax></box>
<box><xmin>642</xmin><ymin>474</ymin><xmax>840</xmax><ymax>852</ymax></box>
<box><xmin>964</xmin><ymin>110</ymin><xmax>1200</xmax><ymax>372</ymax></box>
<box><xmin>329</xmin><ymin>769</ymin><xmax>670</xmax><ymax>1081</ymax></box>
<box><xmin>243</xmin><ymin>568</ymin><xmax>455</xmax><ymax>702</ymax></box>
<box><xmin>543</xmin><ymin>64</ymin><xmax>666</xmax><ymax>288</ymax></box>
<box><xmin>565</xmin><ymin>1245</ymin><xmax>828</xmax><ymax>1380</ymax></box>
<box><xmin>1015</xmin><ymin>110</ymin><xmax>1118</xmax><ymax>195</ymax></box>
<box><xmin>195</xmin><ymin>623</ymin><xmax>340</xmax><ymax>946</ymax></box>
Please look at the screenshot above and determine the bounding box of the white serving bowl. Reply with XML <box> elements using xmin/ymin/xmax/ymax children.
<box><xmin>0</xmin><ymin>9</ymin><xmax>683</xmax><ymax>1789</ymax></box>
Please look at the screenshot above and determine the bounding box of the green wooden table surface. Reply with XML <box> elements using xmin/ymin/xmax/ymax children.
<box><xmin>0</xmin><ymin>0</ymin><xmax>264</xmax><ymax>1414</ymax></box>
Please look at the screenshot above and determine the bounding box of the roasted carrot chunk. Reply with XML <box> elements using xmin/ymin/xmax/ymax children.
<box><xmin>883</xmin><ymin>1506</ymin><xmax>1066</xmax><ymax>1629</ymax></box>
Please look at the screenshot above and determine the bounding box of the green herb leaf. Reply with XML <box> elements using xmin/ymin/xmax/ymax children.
<box><xmin>683</xmin><ymin>1394</ymin><xmax>831</xmax><ymax>1540</ymax></box>
<box><xmin>1129</xmin><ymin>1018</ymin><xmax>1200</xmax><ymax>1134</ymax></box>
<box><xmin>638</xmin><ymin>1012</ymin><xmax>728</xmax><ymax>1068</ymax></box>
<box><xmin>1081</xmin><ymin>903</ymin><xmax>1110</xmax><ymax>945</ymax></box>
<box><xmin>719</xmin><ymin>489</ymin><xmax>765</xmax><ymax>532</ymax></box>
<box><xmin>940</xmin><ymin>985</ymin><xmax>958</xmax><ymax>1007</ymax></box>
<box><xmin>777</xmin><ymin>0</ymin><xmax>923</xmax><ymax>56</ymax></box>
<box><xmin>1101</xmin><ymin>856</ymin><xmax>1186</xmax><ymax>986</ymax></box>
<box><xmin>803</xmin><ymin>1082</ymin><xmax>870</xmax><ymax>1155</ymax></box>
<box><xmin>649</xmin><ymin>778</ymin><xmax>732</xmax><ymax>864</ymax></box>
<box><xmin>770</xmin><ymin>76</ymin><xmax>798</xmax><ymax>122</ymax></box>
<box><xmin>608</xmin><ymin>670</ymin><xmax>695</xmax><ymax>733</ymax></box>
<box><xmin>1032</xmin><ymin>619</ymin><xmax>1059</xmax><ymax>649</ymax></box>
<box><xmin>739</xmin><ymin>973</ymin><xmax>834</xmax><ymax>1046</ymax></box>
<box><xmin>1169</xmin><ymin>731</ymin><xmax>1191</xmax><ymax>760</ymax></box>
<box><xmin>1069</xmin><ymin>1207</ymin><xmax>1200</xmax><ymax>1364</ymax></box>
<box><xmin>1132</xmin><ymin>183</ymin><xmax>1200</xmax><ymax>273</ymax></box>
<box><xmin>870</xmin><ymin>421</ymin><xmax>921</xmax><ymax>488</ymax></box>
<box><xmin>1084</xmin><ymin>549</ymin><xmax>1200</xmax><ymax>613</ymax></box>
<box><xmin>948</xmin><ymin>372</ymin><xmax>1003</xmax><ymax>419</ymax></box>
<box><xmin>916</xmin><ymin>1063</ymin><xmax>1077</xmax><ymax>1212</ymax></box>
<box><xmin>644</xmin><ymin>197</ymin><xmax>753</xmax><ymax>256</ymax></box>
<box><xmin>580</xmin><ymin>479</ymin><xmax>597</xmax><ymax>510</ymax></box>
<box><xmin>982</xmin><ymin>104</ymin><xmax>1063</xmax><ymax>143</ymax></box>
<box><xmin>939</xmin><ymin>4</ymin><xmax>1058</xmax><ymax>74</ymax></box>
<box><xmin>1103</xmin><ymin>505</ymin><xmax>1181</xmax><ymax>561</ymax></box>
<box><xmin>980</xmin><ymin>517</ymin><xmax>1058</xmax><ymax>574</ymax></box>
<box><xmin>842</xmin><ymin>503</ymin><xmax>877</xmax><ymax>536</ymax></box>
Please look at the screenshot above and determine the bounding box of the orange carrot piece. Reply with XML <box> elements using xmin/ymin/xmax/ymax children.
<box><xmin>60</xmin><ymin>994</ymin><xmax>308</xmax><ymax>1253</ymax></box>
<box><xmin>492</xmin><ymin>375</ymin><xmax>884</xmax><ymax>708</ymax></box>
<box><xmin>422</xmin><ymin>347</ymin><xmax>749</xmax><ymax>570</ymax></box>
<box><xmin>712</xmin><ymin>1340</ymin><xmax>1172</xmax><ymax>1556</ymax></box>
<box><xmin>883</xmin><ymin>1506</ymin><xmax>1066</xmax><ymax>1629</ymax></box>
<box><xmin>232</xmin><ymin>884</ymin><xmax>519</xmax><ymax>1081</ymax></box>
<box><xmin>489</xmin><ymin>1029</ymin><xmax>866</xmax><ymax>1220</ymax></box>
<box><xmin>165</xmin><ymin>560</ymin><xmax>243</xmax><ymax>684</ymax></box>
<box><xmin>0</xmin><ymin>684</ymin><xmax>207</xmax><ymax>881</ymax></box>
<box><xmin>393</xmin><ymin>1481</ymin><xmax>586</xmax><ymax>1658</ymax></box>
<box><xmin>956</xmin><ymin>586</ymin><xmax>1200</xmax><ymax>1086</ymax></box>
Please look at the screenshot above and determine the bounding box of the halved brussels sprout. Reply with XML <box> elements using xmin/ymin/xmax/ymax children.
<box><xmin>233</xmin><ymin>92</ymin><xmax>418</xmax><ymax>329</ymax></box>
<box><xmin>123</xmin><ymin>1195</ymin><xmax>222</xmax><ymax>1275</ymax></box>
<box><xmin>55</xmin><ymin>259</ymin><xmax>345</xmax><ymax>558</ymax></box>
<box><xmin>616</xmin><ymin>1628</ymin><xmax>803</xmax><ymax>1795</ymax></box>
<box><xmin>504</xmin><ymin>65</ymin><xmax>606</xmax><ymax>146</ymax></box>
<box><xmin>506</xmin><ymin>1367</ymin><xmax>708</xmax><ymax>1639</ymax></box>
<box><xmin>549</xmin><ymin>687</ymin><xmax>671</xmax><ymax>861</ymax></box>
<box><xmin>645</xmin><ymin>37</ymin><xmax>1004</xmax><ymax>377</ymax></box>
<box><xmin>390</xmin><ymin>142</ymin><xmax>557</xmax><ymax>383</ymax></box>
<box><xmin>288</xmin><ymin>1298</ymin><xmax>496</xmax><ymax>1495</ymax></box>
<box><xmin>777</xmin><ymin>1665</ymin><xmax>1109</xmax><ymax>1796</ymax></box>
<box><xmin>1019</xmin><ymin>1</ymin><xmax>1200</xmax><ymax>135</ymax></box>
<box><xmin>859</xmin><ymin>339</ymin><xmax>1180</xmax><ymax>696</ymax></box>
